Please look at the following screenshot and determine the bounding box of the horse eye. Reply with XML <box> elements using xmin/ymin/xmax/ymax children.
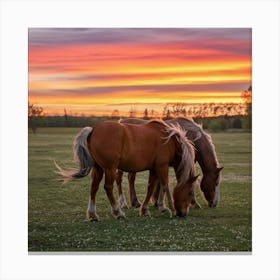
<box><xmin>188</xmin><ymin>191</ymin><xmax>193</xmax><ymax>196</ymax></box>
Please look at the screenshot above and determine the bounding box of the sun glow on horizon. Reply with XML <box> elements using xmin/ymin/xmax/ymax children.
<box><xmin>28</xmin><ymin>28</ymin><xmax>251</xmax><ymax>117</ymax></box>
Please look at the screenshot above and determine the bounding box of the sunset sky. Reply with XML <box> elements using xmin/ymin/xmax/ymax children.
<box><xmin>28</xmin><ymin>28</ymin><xmax>251</xmax><ymax>116</ymax></box>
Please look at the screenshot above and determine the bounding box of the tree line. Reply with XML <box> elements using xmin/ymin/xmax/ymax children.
<box><xmin>29</xmin><ymin>86</ymin><xmax>252</xmax><ymax>133</ymax></box>
<box><xmin>28</xmin><ymin>112</ymin><xmax>251</xmax><ymax>134</ymax></box>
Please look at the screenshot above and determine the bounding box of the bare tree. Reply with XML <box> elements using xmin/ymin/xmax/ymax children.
<box><xmin>111</xmin><ymin>109</ymin><xmax>120</xmax><ymax>117</ymax></box>
<box><xmin>28</xmin><ymin>102</ymin><xmax>44</xmax><ymax>134</ymax></box>
<box><xmin>171</xmin><ymin>103</ymin><xmax>186</xmax><ymax>116</ymax></box>
<box><xmin>162</xmin><ymin>103</ymin><xmax>187</xmax><ymax>118</ymax></box>
<box><xmin>129</xmin><ymin>106</ymin><xmax>137</xmax><ymax>118</ymax></box>
<box><xmin>241</xmin><ymin>85</ymin><xmax>252</xmax><ymax>115</ymax></box>
<box><xmin>143</xmin><ymin>108</ymin><xmax>149</xmax><ymax>119</ymax></box>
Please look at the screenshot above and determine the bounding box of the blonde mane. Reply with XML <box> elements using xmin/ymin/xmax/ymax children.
<box><xmin>170</xmin><ymin>117</ymin><xmax>219</xmax><ymax>166</ymax></box>
<box><xmin>164</xmin><ymin>123</ymin><xmax>195</xmax><ymax>187</ymax></box>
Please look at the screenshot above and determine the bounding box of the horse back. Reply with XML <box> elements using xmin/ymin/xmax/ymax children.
<box><xmin>88</xmin><ymin>120</ymin><xmax>174</xmax><ymax>172</ymax></box>
<box><xmin>88</xmin><ymin>121</ymin><xmax>124</xmax><ymax>169</ymax></box>
<box><xmin>119</xmin><ymin>122</ymin><xmax>167</xmax><ymax>171</ymax></box>
<box><xmin>120</xmin><ymin>118</ymin><xmax>147</xmax><ymax>125</ymax></box>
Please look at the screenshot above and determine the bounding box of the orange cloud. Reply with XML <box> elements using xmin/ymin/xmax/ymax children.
<box><xmin>28</xmin><ymin>28</ymin><xmax>252</xmax><ymax>116</ymax></box>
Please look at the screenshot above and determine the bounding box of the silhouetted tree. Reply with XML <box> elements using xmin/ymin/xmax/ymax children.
<box><xmin>64</xmin><ymin>108</ymin><xmax>69</xmax><ymax>127</ymax></box>
<box><xmin>111</xmin><ymin>109</ymin><xmax>120</xmax><ymax>117</ymax></box>
<box><xmin>129</xmin><ymin>106</ymin><xmax>137</xmax><ymax>118</ymax></box>
<box><xmin>143</xmin><ymin>108</ymin><xmax>149</xmax><ymax>119</ymax></box>
<box><xmin>162</xmin><ymin>103</ymin><xmax>187</xmax><ymax>118</ymax></box>
<box><xmin>28</xmin><ymin>102</ymin><xmax>44</xmax><ymax>133</ymax></box>
<box><xmin>241</xmin><ymin>85</ymin><xmax>252</xmax><ymax>129</ymax></box>
<box><xmin>241</xmin><ymin>85</ymin><xmax>252</xmax><ymax>115</ymax></box>
<box><xmin>172</xmin><ymin>103</ymin><xmax>186</xmax><ymax>116</ymax></box>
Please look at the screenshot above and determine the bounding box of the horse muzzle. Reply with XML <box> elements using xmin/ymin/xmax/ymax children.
<box><xmin>175</xmin><ymin>208</ymin><xmax>189</xmax><ymax>217</ymax></box>
<box><xmin>208</xmin><ymin>201</ymin><xmax>218</xmax><ymax>208</ymax></box>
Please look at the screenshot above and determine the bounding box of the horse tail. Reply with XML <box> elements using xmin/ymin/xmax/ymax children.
<box><xmin>55</xmin><ymin>127</ymin><xmax>94</xmax><ymax>183</ymax></box>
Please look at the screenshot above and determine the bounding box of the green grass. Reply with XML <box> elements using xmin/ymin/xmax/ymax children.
<box><xmin>28</xmin><ymin>127</ymin><xmax>251</xmax><ymax>252</ymax></box>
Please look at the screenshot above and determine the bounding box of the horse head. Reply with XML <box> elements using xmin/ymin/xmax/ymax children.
<box><xmin>200</xmin><ymin>166</ymin><xmax>223</xmax><ymax>207</ymax></box>
<box><xmin>173</xmin><ymin>173</ymin><xmax>199</xmax><ymax>217</ymax></box>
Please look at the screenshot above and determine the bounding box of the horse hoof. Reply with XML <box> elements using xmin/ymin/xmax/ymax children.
<box><xmin>117</xmin><ymin>214</ymin><xmax>126</xmax><ymax>220</ymax></box>
<box><xmin>86</xmin><ymin>214</ymin><xmax>100</xmax><ymax>222</ymax></box>
<box><xmin>120</xmin><ymin>204</ymin><xmax>129</xmax><ymax>209</ymax></box>
<box><xmin>112</xmin><ymin>209</ymin><xmax>125</xmax><ymax>220</ymax></box>
<box><xmin>140</xmin><ymin>212</ymin><xmax>151</xmax><ymax>217</ymax></box>
<box><xmin>132</xmin><ymin>201</ymin><xmax>141</xmax><ymax>208</ymax></box>
<box><xmin>159</xmin><ymin>207</ymin><xmax>172</xmax><ymax>218</ymax></box>
<box><xmin>139</xmin><ymin>208</ymin><xmax>151</xmax><ymax>217</ymax></box>
<box><xmin>89</xmin><ymin>217</ymin><xmax>100</xmax><ymax>222</ymax></box>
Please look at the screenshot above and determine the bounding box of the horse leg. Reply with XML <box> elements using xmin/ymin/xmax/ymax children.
<box><xmin>157</xmin><ymin>186</ymin><xmax>174</xmax><ymax>218</ymax></box>
<box><xmin>116</xmin><ymin>170</ymin><xmax>129</xmax><ymax>209</ymax></box>
<box><xmin>104</xmin><ymin>169</ymin><xmax>125</xmax><ymax>219</ymax></box>
<box><xmin>86</xmin><ymin>165</ymin><xmax>104</xmax><ymax>221</ymax></box>
<box><xmin>128</xmin><ymin>172</ymin><xmax>141</xmax><ymax>208</ymax></box>
<box><xmin>156</xmin><ymin>167</ymin><xmax>174</xmax><ymax>218</ymax></box>
<box><xmin>151</xmin><ymin>181</ymin><xmax>160</xmax><ymax>207</ymax></box>
<box><xmin>139</xmin><ymin>170</ymin><xmax>157</xmax><ymax>217</ymax></box>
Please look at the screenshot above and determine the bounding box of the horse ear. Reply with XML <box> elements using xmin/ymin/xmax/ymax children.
<box><xmin>216</xmin><ymin>166</ymin><xmax>224</xmax><ymax>173</ymax></box>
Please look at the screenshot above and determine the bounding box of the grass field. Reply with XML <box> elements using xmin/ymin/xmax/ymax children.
<box><xmin>28</xmin><ymin>127</ymin><xmax>251</xmax><ymax>252</ymax></box>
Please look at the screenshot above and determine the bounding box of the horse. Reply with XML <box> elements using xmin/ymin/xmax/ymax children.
<box><xmin>55</xmin><ymin>119</ymin><xmax>198</xmax><ymax>220</ymax></box>
<box><xmin>117</xmin><ymin>117</ymin><xmax>223</xmax><ymax>209</ymax></box>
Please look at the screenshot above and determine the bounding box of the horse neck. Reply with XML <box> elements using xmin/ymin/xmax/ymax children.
<box><xmin>195</xmin><ymin>134</ymin><xmax>219</xmax><ymax>173</ymax></box>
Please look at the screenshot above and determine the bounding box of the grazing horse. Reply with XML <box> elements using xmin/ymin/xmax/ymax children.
<box><xmin>55</xmin><ymin>120</ymin><xmax>198</xmax><ymax>220</ymax></box>
<box><xmin>117</xmin><ymin>117</ymin><xmax>223</xmax><ymax>208</ymax></box>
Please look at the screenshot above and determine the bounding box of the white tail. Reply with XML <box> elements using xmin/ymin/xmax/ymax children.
<box><xmin>55</xmin><ymin>127</ymin><xmax>94</xmax><ymax>183</ymax></box>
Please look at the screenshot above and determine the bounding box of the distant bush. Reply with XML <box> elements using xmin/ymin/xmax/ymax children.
<box><xmin>38</xmin><ymin>116</ymin><xmax>115</xmax><ymax>128</ymax></box>
<box><xmin>241</xmin><ymin>115</ymin><xmax>252</xmax><ymax>130</ymax></box>
<box><xmin>232</xmin><ymin>116</ymin><xmax>242</xmax><ymax>129</ymax></box>
<box><xmin>207</xmin><ymin>119</ymin><xmax>228</xmax><ymax>132</ymax></box>
<box><xmin>195</xmin><ymin>116</ymin><xmax>251</xmax><ymax>132</ymax></box>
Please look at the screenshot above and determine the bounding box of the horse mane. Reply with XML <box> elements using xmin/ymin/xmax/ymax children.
<box><xmin>146</xmin><ymin>118</ymin><xmax>167</xmax><ymax>127</ymax></box>
<box><xmin>172</xmin><ymin>117</ymin><xmax>219</xmax><ymax>166</ymax></box>
<box><xmin>164</xmin><ymin>123</ymin><xmax>195</xmax><ymax>187</ymax></box>
<box><xmin>202</xmin><ymin>129</ymin><xmax>219</xmax><ymax>166</ymax></box>
<box><xmin>170</xmin><ymin>117</ymin><xmax>202</xmax><ymax>141</ymax></box>
<box><xmin>145</xmin><ymin>119</ymin><xmax>195</xmax><ymax>185</ymax></box>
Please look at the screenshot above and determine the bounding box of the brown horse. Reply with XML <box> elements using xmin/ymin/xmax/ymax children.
<box><xmin>117</xmin><ymin>117</ymin><xmax>223</xmax><ymax>208</ymax></box>
<box><xmin>55</xmin><ymin>119</ymin><xmax>198</xmax><ymax>220</ymax></box>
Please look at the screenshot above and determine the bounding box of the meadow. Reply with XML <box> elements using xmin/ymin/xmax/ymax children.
<box><xmin>28</xmin><ymin>127</ymin><xmax>251</xmax><ymax>252</ymax></box>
